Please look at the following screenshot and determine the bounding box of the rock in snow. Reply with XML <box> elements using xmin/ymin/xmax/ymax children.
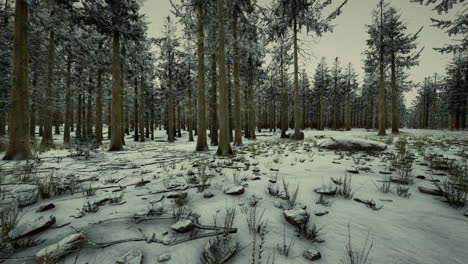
<box><xmin>171</xmin><ymin>219</ymin><xmax>194</xmax><ymax>233</ymax></box>
<box><xmin>303</xmin><ymin>249</ymin><xmax>321</xmax><ymax>261</ymax></box>
<box><xmin>223</xmin><ymin>185</ymin><xmax>245</xmax><ymax>195</ymax></box>
<box><xmin>116</xmin><ymin>249</ymin><xmax>143</xmax><ymax>264</ymax></box>
<box><xmin>36</xmin><ymin>233</ymin><xmax>84</xmax><ymax>264</ymax></box>
<box><xmin>36</xmin><ymin>203</ymin><xmax>55</xmax><ymax>213</ymax></box>
<box><xmin>320</xmin><ymin>136</ymin><xmax>387</xmax><ymax>151</ymax></box>
<box><xmin>158</xmin><ymin>253</ymin><xmax>171</xmax><ymax>263</ymax></box>
<box><xmin>284</xmin><ymin>208</ymin><xmax>310</xmax><ymax>226</ymax></box>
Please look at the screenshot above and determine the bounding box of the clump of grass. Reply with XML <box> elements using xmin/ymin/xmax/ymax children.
<box><xmin>240</xmin><ymin>204</ymin><xmax>265</xmax><ymax>234</ymax></box>
<box><xmin>34</xmin><ymin>172</ymin><xmax>60</xmax><ymax>199</ymax></box>
<box><xmin>373</xmin><ymin>179</ymin><xmax>392</xmax><ymax>194</ymax></box>
<box><xmin>337</xmin><ymin>174</ymin><xmax>353</xmax><ymax>199</ymax></box>
<box><xmin>277</xmin><ymin>224</ymin><xmax>294</xmax><ymax>257</ymax></box>
<box><xmin>14</xmin><ymin>160</ymin><xmax>39</xmax><ymax>182</ymax></box>
<box><xmin>109</xmin><ymin>193</ymin><xmax>125</xmax><ymax>204</ymax></box>
<box><xmin>281</xmin><ymin>180</ymin><xmax>300</xmax><ymax>208</ymax></box>
<box><xmin>435</xmin><ymin>163</ymin><xmax>468</xmax><ymax>208</ymax></box>
<box><xmin>197</xmin><ymin>162</ymin><xmax>211</xmax><ymax>192</ymax></box>
<box><xmin>396</xmin><ymin>186</ymin><xmax>411</xmax><ymax>198</ymax></box>
<box><xmin>172</xmin><ymin>192</ymin><xmax>190</xmax><ymax>220</ymax></box>
<box><xmin>0</xmin><ymin>204</ymin><xmax>19</xmax><ymax>239</ymax></box>
<box><xmin>103</xmin><ymin>177</ymin><xmax>118</xmax><ymax>185</ymax></box>
<box><xmin>295</xmin><ymin>223</ymin><xmax>324</xmax><ymax>243</ymax></box>
<box><xmin>82</xmin><ymin>184</ymin><xmax>96</xmax><ymax>197</ymax></box>
<box><xmin>341</xmin><ymin>224</ymin><xmax>373</xmax><ymax>264</ymax></box>
<box><xmin>315</xmin><ymin>195</ymin><xmax>331</xmax><ymax>206</ymax></box>
<box><xmin>265</xmin><ymin>183</ymin><xmax>280</xmax><ymax>197</ymax></box>
<box><xmin>81</xmin><ymin>200</ymin><xmax>99</xmax><ymax>213</ymax></box>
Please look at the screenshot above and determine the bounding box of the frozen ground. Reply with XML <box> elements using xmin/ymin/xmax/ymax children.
<box><xmin>0</xmin><ymin>128</ymin><xmax>467</xmax><ymax>264</ymax></box>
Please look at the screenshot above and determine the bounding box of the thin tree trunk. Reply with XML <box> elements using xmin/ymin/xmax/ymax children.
<box><xmin>216</xmin><ymin>0</ymin><xmax>232</xmax><ymax>155</ymax></box>
<box><xmin>64</xmin><ymin>53</ymin><xmax>72</xmax><ymax>144</ymax></box>
<box><xmin>227</xmin><ymin>62</ymin><xmax>233</xmax><ymax>142</ymax></box>
<box><xmin>378</xmin><ymin>1</ymin><xmax>386</xmax><ymax>136</ymax></box>
<box><xmin>248</xmin><ymin>57</ymin><xmax>256</xmax><ymax>140</ymax></box>
<box><xmin>232</xmin><ymin>8</ymin><xmax>242</xmax><ymax>146</ymax></box>
<box><xmin>168</xmin><ymin>52</ymin><xmax>175</xmax><ymax>143</ymax></box>
<box><xmin>134</xmin><ymin>77</ymin><xmax>139</xmax><ymax>141</ymax></box>
<box><xmin>41</xmin><ymin>30</ymin><xmax>55</xmax><ymax>146</ymax></box>
<box><xmin>139</xmin><ymin>74</ymin><xmax>145</xmax><ymax>142</ymax></box>
<box><xmin>86</xmin><ymin>77</ymin><xmax>93</xmax><ymax>137</ymax></box>
<box><xmin>292</xmin><ymin>19</ymin><xmax>302</xmax><ymax>140</ymax></box>
<box><xmin>95</xmin><ymin>69</ymin><xmax>103</xmax><ymax>144</ymax></box>
<box><xmin>76</xmin><ymin>92</ymin><xmax>82</xmax><ymax>137</ymax></box>
<box><xmin>391</xmin><ymin>52</ymin><xmax>398</xmax><ymax>134</ymax></box>
<box><xmin>195</xmin><ymin>3</ymin><xmax>208</xmax><ymax>151</ymax></box>
<box><xmin>209</xmin><ymin>52</ymin><xmax>218</xmax><ymax>146</ymax></box>
<box><xmin>30</xmin><ymin>71</ymin><xmax>37</xmax><ymax>139</ymax></box>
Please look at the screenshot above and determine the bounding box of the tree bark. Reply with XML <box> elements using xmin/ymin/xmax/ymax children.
<box><xmin>232</xmin><ymin>8</ymin><xmax>242</xmax><ymax>146</ymax></box>
<box><xmin>3</xmin><ymin>0</ymin><xmax>31</xmax><ymax>160</ymax></box>
<box><xmin>209</xmin><ymin>52</ymin><xmax>218</xmax><ymax>146</ymax></box>
<box><xmin>391</xmin><ymin>52</ymin><xmax>398</xmax><ymax>134</ymax></box>
<box><xmin>139</xmin><ymin>74</ymin><xmax>145</xmax><ymax>142</ymax></box>
<box><xmin>133</xmin><ymin>77</ymin><xmax>139</xmax><ymax>141</ymax></box>
<box><xmin>378</xmin><ymin>1</ymin><xmax>386</xmax><ymax>136</ymax></box>
<box><xmin>216</xmin><ymin>0</ymin><xmax>232</xmax><ymax>155</ymax></box>
<box><xmin>195</xmin><ymin>3</ymin><xmax>208</xmax><ymax>151</ymax></box>
<box><xmin>41</xmin><ymin>30</ymin><xmax>55</xmax><ymax>146</ymax></box>
<box><xmin>95</xmin><ymin>69</ymin><xmax>103</xmax><ymax>144</ymax></box>
<box><xmin>292</xmin><ymin>19</ymin><xmax>302</xmax><ymax>140</ymax></box>
<box><xmin>168</xmin><ymin>51</ymin><xmax>175</xmax><ymax>143</ymax></box>
<box><xmin>64</xmin><ymin>53</ymin><xmax>72</xmax><ymax>144</ymax></box>
<box><xmin>109</xmin><ymin>30</ymin><xmax>123</xmax><ymax>151</ymax></box>
<box><xmin>30</xmin><ymin>71</ymin><xmax>37</xmax><ymax>139</ymax></box>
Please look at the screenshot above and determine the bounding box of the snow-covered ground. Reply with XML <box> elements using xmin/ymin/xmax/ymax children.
<box><xmin>0</xmin><ymin>128</ymin><xmax>467</xmax><ymax>264</ymax></box>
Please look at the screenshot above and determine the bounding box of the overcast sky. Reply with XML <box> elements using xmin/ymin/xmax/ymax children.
<box><xmin>141</xmin><ymin>0</ymin><xmax>458</xmax><ymax>106</ymax></box>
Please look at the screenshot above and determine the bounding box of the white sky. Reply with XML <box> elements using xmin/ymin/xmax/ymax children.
<box><xmin>141</xmin><ymin>0</ymin><xmax>459</xmax><ymax>106</ymax></box>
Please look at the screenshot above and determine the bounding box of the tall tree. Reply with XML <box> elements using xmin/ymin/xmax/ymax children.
<box><xmin>3</xmin><ymin>0</ymin><xmax>32</xmax><ymax>160</ymax></box>
<box><xmin>271</xmin><ymin>0</ymin><xmax>348</xmax><ymax>139</ymax></box>
<box><xmin>216</xmin><ymin>0</ymin><xmax>233</xmax><ymax>155</ymax></box>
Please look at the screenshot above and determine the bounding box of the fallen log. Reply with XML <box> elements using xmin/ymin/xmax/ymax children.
<box><xmin>35</xmin><ymin>233</ymin><xmax>84</xmax><ymax>264</ymax></box>
<box><xmin>418</xmin><ymin>186</ymin><xmax>444</xmax><ymax>197</ymax></box>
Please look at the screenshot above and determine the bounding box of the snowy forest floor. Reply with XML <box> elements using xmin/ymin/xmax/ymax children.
<box><xmin>0</xmin><ymin>128</ymin><xmax>467</xmax><ymax>264</ymax></box>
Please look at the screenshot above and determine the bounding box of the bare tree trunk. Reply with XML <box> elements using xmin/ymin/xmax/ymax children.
<box><xmin>95</xmin><ymin>69</ymin><xmax>103</xmax><ymax>144</ymax></box>
<box><xmin>292</xmin><ymin>19</ymin><xmax>302</xmax><ymax>140</ymax></box>
<box><xmin>41</xmin><ymin>30</ymin><xmax>55</xmax><ymax>146</ymax></box>
<box><xmin>378</xmin><ymin>1</ymin><xmax>387</xmax><ymax>136</ymax></box>
<box><xmin>195</xmin><ymin>4</ymin><xmax>208</xmax><ymax>151</ymax></box>
<box><xmin>209</xmin><ymin>52</ymin><xmax>218</xmax><ymax>146</ymax></box>
<box><xmin>232</xmin><ymin>9</ymin><xmax>242</xmax><ymax>146</ymax></box>
<box><xmin>168</xmin><ymin>52</ymin><xmax>175</xmax><ymax>143</ymax></box>
<box><xmin>86</xmin><ymin>77</ymin><xmax>93</xmax><ymax>137</ymax></box>
<box><xmin>248</xmin><ymin>57</ymin><xmax>256</xmax><ymax>140</ymax></box>
<box><xmin>3</xmin><ymin>0</ymin><xmax>31</xmax><ymax>160</ymax></box>
<box><xmin>390</xmin><ymin>52</ymin><xmax>398</xmax><ymax>134</ymax></box>
<box><xmin>177</xmin><ymin>102</ymin><xmax>182</xmax><ymax>137</ymax></box>
<box><xmin>280</xmin><ymin>45</ymin><xmax>288</xmax><ymax>138</ymax></box>
<box><xmin>133</xmin><ymin>77</ymin><xmax>139</xmax><ymax>141</ymax></box>
<box><xmin>76</xmin><ymin>92</ymin><xmax>82</xmax><ymax>137</ymax></box>
<box><xmin>30</xmin><ymin>71</ymin><xmax>37</xmax><ymax>139</ymax></box>
<box><xmin>188</xmin><ymin>80</ymin><xmax>194</xmax><ymax>142</ymax></box>
<box><xmin>109</xmin><ymin>30</ymin><xmax>123</xmax><ymax>151</ymax></box>
<box><xmin>139</xmin><ymin>74</ymin><xmax>145</xmax><ymax>142</ymax></box>
<box><xmin>216</xmin><ymin>0</ymin><xmax>232</xmax><ymax>155</ymax></box>
<box><xmin>227</xmin><ymin>61</ymin><xmax>233</xmax><ymax>142</ymax></box>
<box><xmin>64</xmin><ymin>53</ymin><xmax>72</xmax><ymax>144</ymax></box>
